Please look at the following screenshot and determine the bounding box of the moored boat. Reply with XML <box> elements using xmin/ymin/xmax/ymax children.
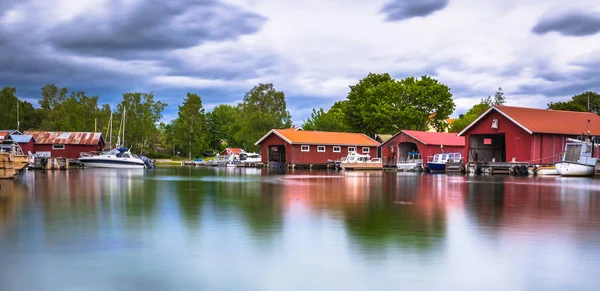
<box><xmin>534</xmin><ymin>165</ymin><xmax>559</xmax><ymax>175</ymax></box>
<box><xmin>427</xmin><ymin>152</ymin><xmax>462</xmax><ymax>172</ymax></box>
<box><xmin>340</xmin><ymin>152</ymin><xmax>382</xmax><ymax>170</ymax></box>
<box><xmin>555</xmin><ymin>139</ymin><xmax>596</xmax><ymax>177</ymax></box>
<box><xmin>397</xmin><ymin>151</ymin><xmax>423</xmax><ymax>172</ymax></box>
<box><xmin>79</xmin><ymin>148</ymin><xmax>148</xmax><ymax>169</ymax></box>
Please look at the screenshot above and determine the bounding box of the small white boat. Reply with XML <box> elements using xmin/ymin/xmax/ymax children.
<box><xmin>555</xmin><ymin>139</ymin><xmax>596</xmax><ymax>177</ymax></box>
<box><xmin>340</xmin><ymin>152</ymin><xmax>383</xmax><ymax>170</ymax></box>
<box><xmin>397</xmin><ymin>151</ymin><xmax>423</xmax><ymax>172</ymax></box>
<box><xmin>79</xmin><ymin>148</ymin><xmax>147</xmax><ymax>169</ymax></box>
<box><xmin>240</xmin><ymin>152</ymin><xmax>261</xmax><ymax>164</ymax></box>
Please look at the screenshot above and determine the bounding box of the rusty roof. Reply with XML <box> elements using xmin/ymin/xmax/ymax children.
<box><xmin>24</xmin><ymin>131</ymin><xmax>104</xmax><ymax>145</ymax></box>
<box><xmin>221</xmin><ymin>148</ymin><xmax>243</xmax><ymax>155</ymax></box>
<box><xmin>255</xmin><ymin>128</ymin><xmax>380</xmax><ymax>146</ymax></box>
<box><xmin>458</xmin><ymin>105</ymin><xmax>600</xmax><ymax>136</ymax></box>
<box><xmin>0</xmin><ymin>132</ymin><xmax>9</xmax><ymax>139</ymax></box>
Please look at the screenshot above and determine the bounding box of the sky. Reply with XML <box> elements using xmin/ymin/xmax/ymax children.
<box><xmin>1</xmin><ymin>0</ymin><xmax>600</xmax><ymax>125</ymax></box>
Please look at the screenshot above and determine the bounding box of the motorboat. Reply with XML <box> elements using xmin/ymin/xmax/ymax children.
<box><xmin>555</xmin><ymin>138</ymin><xmax>596</xmax><ymax>177</ymax></box>
<box><xmin>79</xmin><ymin>148</ymin><xmax>151</xmax><ymax>169</ymax></box>
<box><xmin>340</xmin><ymin>152</ymin><xmax>383</xmax><ymax>170</ymax></box>
<box><xmin>427</xmin><ymin>152</ymin><xmax>462</xmax><ymax>172</ymax></box>
<box><xmin>239</xmin><ymin>152</ymin><xmax>261</xmax><ymax>164</ymax></box>
<box><xmin>397</xmin><ymin>151</ymin><xmax>423</xmax><ymax>172</ymax></box>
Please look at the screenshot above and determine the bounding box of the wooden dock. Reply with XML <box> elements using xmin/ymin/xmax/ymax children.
<box><xmin>31</xmin><ymin>157</ymin><xmax>70</xmax><ymax>170</ymax></box>
<box><xmin>470</xmin><ymin>162</ymin><xmax>530</xmax><ymax>176</ymax></box>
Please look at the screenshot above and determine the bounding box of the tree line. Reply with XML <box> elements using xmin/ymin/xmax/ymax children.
<box><xmin>4</xmin><ymin>73</ymin><xmax>594</xmax><ymax>159</ymax></box>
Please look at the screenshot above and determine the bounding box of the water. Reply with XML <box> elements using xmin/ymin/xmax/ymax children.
<box><xmin>1</xmin><ymin>167</ymin><xmax>600</xmax><ymax>291</ymax></box>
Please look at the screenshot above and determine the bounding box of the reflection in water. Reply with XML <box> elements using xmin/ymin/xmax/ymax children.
<box><xmin>0</xmin><ymin>168</ymin><xmax>599</xmax><ymax>290</ymax></box>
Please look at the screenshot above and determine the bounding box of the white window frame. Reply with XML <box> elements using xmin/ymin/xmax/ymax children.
<box><xmin>333</xmin><ymin>146</ymin><xmax>341</xmax><ymax>153</ymax></box>
<box><xmin>317</xmin><ymin>146</ymin><xmax>326</xmax><ymax>152</ymax></box>
<box><xmin>362</xmin><ymin>147</ymin><xmax>370</xmax><ymax>153</ymax></box>
<box><xmin>348</xmin><ymin>147</ymin><xmax>356</xmax><ymax>153</ymax></box>
<box><xmin>52</xmin><ymin>144</ymin><xmax>65</xmax><ymax>150</ymax></box>
<box><xmin>301</xmin><ymin>145</ymin><xmax>310</xmax><ymax>152</ymax></box>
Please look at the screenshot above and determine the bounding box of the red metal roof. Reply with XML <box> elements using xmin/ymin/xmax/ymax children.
<box><xmin>256</xmin><ymin>128</ymin><xmax>380</xmax><ymax>146</ymax></box>
<box><xmin>0</xmin><ymin>132</ymin><xmax>8</xmax><ymax>139</ymax></box>
<box><xmin>400</xmin><ymin>130</ymin><xmax>465</xmax><ymax>146</ymax></box>
<box><xmin>221</xmin><ymin>148</ymin><xmax>243</xmax><ymax>155</ymax></box>
<box><xmin>24</xmin><ymin>131</ymin><xmax>104</xmax><ymax>145</ymax></box>
<box><xmin>459</xmin><ymin>105</ymin><xmax>600</xmax><ymax>136</ymax></box>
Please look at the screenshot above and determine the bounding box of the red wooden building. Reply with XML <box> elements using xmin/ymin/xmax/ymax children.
<box><xmin>380</xmin><ymin>130</ymin><xmax>465</xmax><ymax>167</ymax></box>
<box><xmin>10</xmin><ymin>135</ymin><xmax>35</xmax><ymax>154</ymax></box>
<box><xmin>458</xmin><ymin>105</ymin><xmax>600</xmax><ymax>164</ymax></box>
<box><xmin>25</xmin><ymin>131</ymin><xmax>105</xmax><ymax>159</ymax></box>
<box><xmin>255</xmin><ymin>128</ymin><xmax>380</xmax><ymax>167</ymax></box>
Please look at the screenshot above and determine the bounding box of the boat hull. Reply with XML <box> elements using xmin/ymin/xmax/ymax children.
<box><xmin>341</xmin><ymin>163</ymin><xmax>383</xmax><ymax>170</ymax></box>
<box><xmin>535</xmin><ymin>166</ymin><xmax>559</xmax><ymax>176</ymax></box>
<box><xmin>397</xmin><ymin>162</ymin><xmax>423</xmax><ymax>172</ymax></box>
<box><xmin>79</xmin><ymin>158</ymin><xmax>146</xmax><ymax>169</ymax></box>
<box><xmin>555</xmin><ymin>162</ymin><xmax>594</xmax><ymax>177</ymax></box>
<box><xmin>427</xmin><ymin>162</ymin><xmax>446</xmax><ymax>172</ymax></box>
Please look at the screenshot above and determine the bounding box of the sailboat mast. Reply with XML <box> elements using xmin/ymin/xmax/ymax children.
<box><xmin>109</xmin><ymin>110</ymin><xmax>113</xmax><ymax>149</ymax></box>
<box><xmin>123</xmin><ymin>108</ymin><xmax>126</xmax><ymax>148</ymax></box>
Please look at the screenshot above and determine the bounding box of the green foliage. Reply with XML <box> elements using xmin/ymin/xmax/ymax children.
<box><xmin>116</xmin><ymin>92</ymin><xmax>166</xmax><ymax>153</ymax></box>
<box><xmin>235</xmin><ymin>83</ymin><xmax>292</xmax><ymax>151</ymax></box>
<box><xmin>206</xmin><ymin>104</ymin><xmax>240</xmax><ymax>150</ymax></box>
<box><xmin>302</xmin><ymin>101</ymin><xmax>350</xmax><ymax>132</ymax></box>
<box><xmin>481</xmin><ymin>87</ymin><xmax>506</xmax><ymax>106</ymax></box>
<box><xmin>344</xmin><ymin>73</ymin><xmax>455</xmax><ymax>136</ymax></box>
<box><xmin>172</xmin><ymin>93</ymin><xmax>207</xmax><ymax>158</ymax></box>
<box><xmin>449</xmin><ymin>103</ymin><xmax>490</xmax><ymax>133</ymax></box>
<box><xmin>547</xmin><ymin>91</ymin><xmax>600</xmax><ymax>114</ymax></box>
<box><xmin>0</xmin><ymin>87</ymin><xmax>42</xmax><ymax>131</ymax></box>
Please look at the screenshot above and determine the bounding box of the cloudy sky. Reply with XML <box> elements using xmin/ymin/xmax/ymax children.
<box><xmin>1</xmin><ymin>0</ymin><xmax>600</xmax><ymax>124</ymax></box>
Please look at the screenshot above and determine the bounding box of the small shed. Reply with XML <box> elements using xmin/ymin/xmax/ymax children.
<box><xmin>25</xmin><ymin>131</ymin><xmax>105</xmax><ymax>158</ymax></box>
<box><xmin>380</xmin><ymin>130</ymin><xmax>465</xmax><ymax>167</ymax></box>
<box><xmin>255</xmin><ymin>128</ymin><xmax>380</xmax><ymax>167</ymax></box>
<box><xmin>458</xmin><ymin>105</ymin><xmax>600</xmax><ymax>164</ymax></box>
<box><xmin>10</xmin><ymin>135</ymin><xmax>35</xmax><ymax>154</ymax></box>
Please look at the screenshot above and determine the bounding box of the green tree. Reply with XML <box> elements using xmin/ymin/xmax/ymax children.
<box><xmin>173</xmin><ymin>93</ymin><xmax>207</xmax><ymax>159</ymax></box>
<box><xmin>481</xmin><ymin>87</ymin><xmax>506</xmax><ymax>107</ymax></box>
<box><xmin>344</xmin><ymin>74</ymin><xmax>455</xmax><ymax>136</ymax></box>
<box><xmin>116</xmin><ymin>92</ymin><xmax>166</xmax><ymax>153</ymax></box>
<box><xmin>235</xmin><ymin>83</ymin><xmax>292</xmax><ymax>151</ymax></box>
<box><xmin>302</xmin><ymin>101</ymin><xmax>351</xmax><ymax>132</ymax></box>
<box><xmin>450</xmin><ymin>103</ymin><xmax>490</xmax><ymax>133</ymax></box>
<box><xmin>547</xmin><ymin>101</ymin><xmax>586</xmax><ymax>112</ymax></box>
<box><xmin>206</xmin><ymin>104</ymin><xmax>239</xmax><ymax>151</ymax></box>
<box><xmin>0</xmin><ymin>87</ymin><xmax>19</xmax><ymax>129</ymax></box>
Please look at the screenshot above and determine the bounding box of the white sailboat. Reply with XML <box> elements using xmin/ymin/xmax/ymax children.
<box><xmin>555</xmin><ymin>138</ymin><xmax>596</xmax><ymax>177</ymax></box>
<box><xmin>79</xmin><ymin>108</ymin><xmax>151</xmax><ymax>169</ymax></box>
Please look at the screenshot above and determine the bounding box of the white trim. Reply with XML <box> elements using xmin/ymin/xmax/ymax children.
<box><xmin>362</xmin><ymin>147</ymin><xmax>370</xmax><ymax>153</ymax></box>
<box><xmin>333</xmin><ymin>146</ymin><xmax>341</xmax><ymax>153</ymax></box>
<box><xmin>255</xmin><ymin>129</ymin><xmax>292</xmax><ymax>145</ymax></box>
<box><xmin>348</xmin><ymin>147</ymin><xmax>356</xmax><ymax>152</ymax></box>
<box><xmin>457</xmin><ymin>106</ymin><xmax>533</xmax><ymax>136</ymax></box>
<box><xmin>52</xmin><ymin>144</ymin><xmax>65</xmax><ymax>150</ymax></box>
<box><xmin>301</xmin><ymin>145</ymin><xmax>310</xmax><ymax>152</ymax></box>
<box><xmin>317</xmin><ymin>145</ymin><xmax>326</xmax><ymax>152</ymax></box>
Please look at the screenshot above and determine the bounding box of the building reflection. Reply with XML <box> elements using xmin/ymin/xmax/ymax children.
<box><xmin>0</xmin><ymin>180</ymin><xmax>26</xmax><ymax>233</ymax></box>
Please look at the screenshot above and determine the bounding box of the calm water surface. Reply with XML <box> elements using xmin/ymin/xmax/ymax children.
<box><xmin>1</xmin><ymin>167</ymin><xmax>600</xmax><ymax>291</ymax></box>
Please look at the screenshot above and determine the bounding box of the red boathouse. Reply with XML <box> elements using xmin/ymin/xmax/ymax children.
<box><xmin>255</xmin><ymin>128</ymin><xmax>380</xmax><ymax>167</ymax></box>
<box><xmin>25</xmin><ymin>131</ymin><xmax>105</xmax><ymax>159</ymax></box>
<box><xmin>458</xmin><ymin>105</ymin><xmax>600</xmax><ymax>164</ymax></box>
<box><xmin>380</xmin><ymin>130</ymin><xmax>465</xmax><ymax>167</ymax></box>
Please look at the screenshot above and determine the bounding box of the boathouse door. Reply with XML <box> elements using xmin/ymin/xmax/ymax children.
<box><xmin>268</xmin><ymin>145</ymin><xmax>286</xmax><ymax>163</ymax></box>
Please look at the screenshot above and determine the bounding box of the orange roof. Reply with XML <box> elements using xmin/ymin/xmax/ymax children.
<box><xmin>445</xmin><ymin>118</ymin><xmax>456</xmax><ymax>125</ymax></box>
<box><xmin>0</xmin><ymin>132</ymin><xmax>9</xmax><ymax>139</ymax></box>
<box><xmin>459</xmin><ymin>105</ymin><xmax>600</xmax><ymax>136</ymax></box>
<box><xmin>255</xmin><ymin>128</ymin><xmax>380</xmax><ymax>146</ymax></box>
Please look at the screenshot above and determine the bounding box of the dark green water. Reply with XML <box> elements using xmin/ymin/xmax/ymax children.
<box><xmin>1</xmin><ymin>167</ymin><xmax>600</xmax><ymax>290</ymax></box>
